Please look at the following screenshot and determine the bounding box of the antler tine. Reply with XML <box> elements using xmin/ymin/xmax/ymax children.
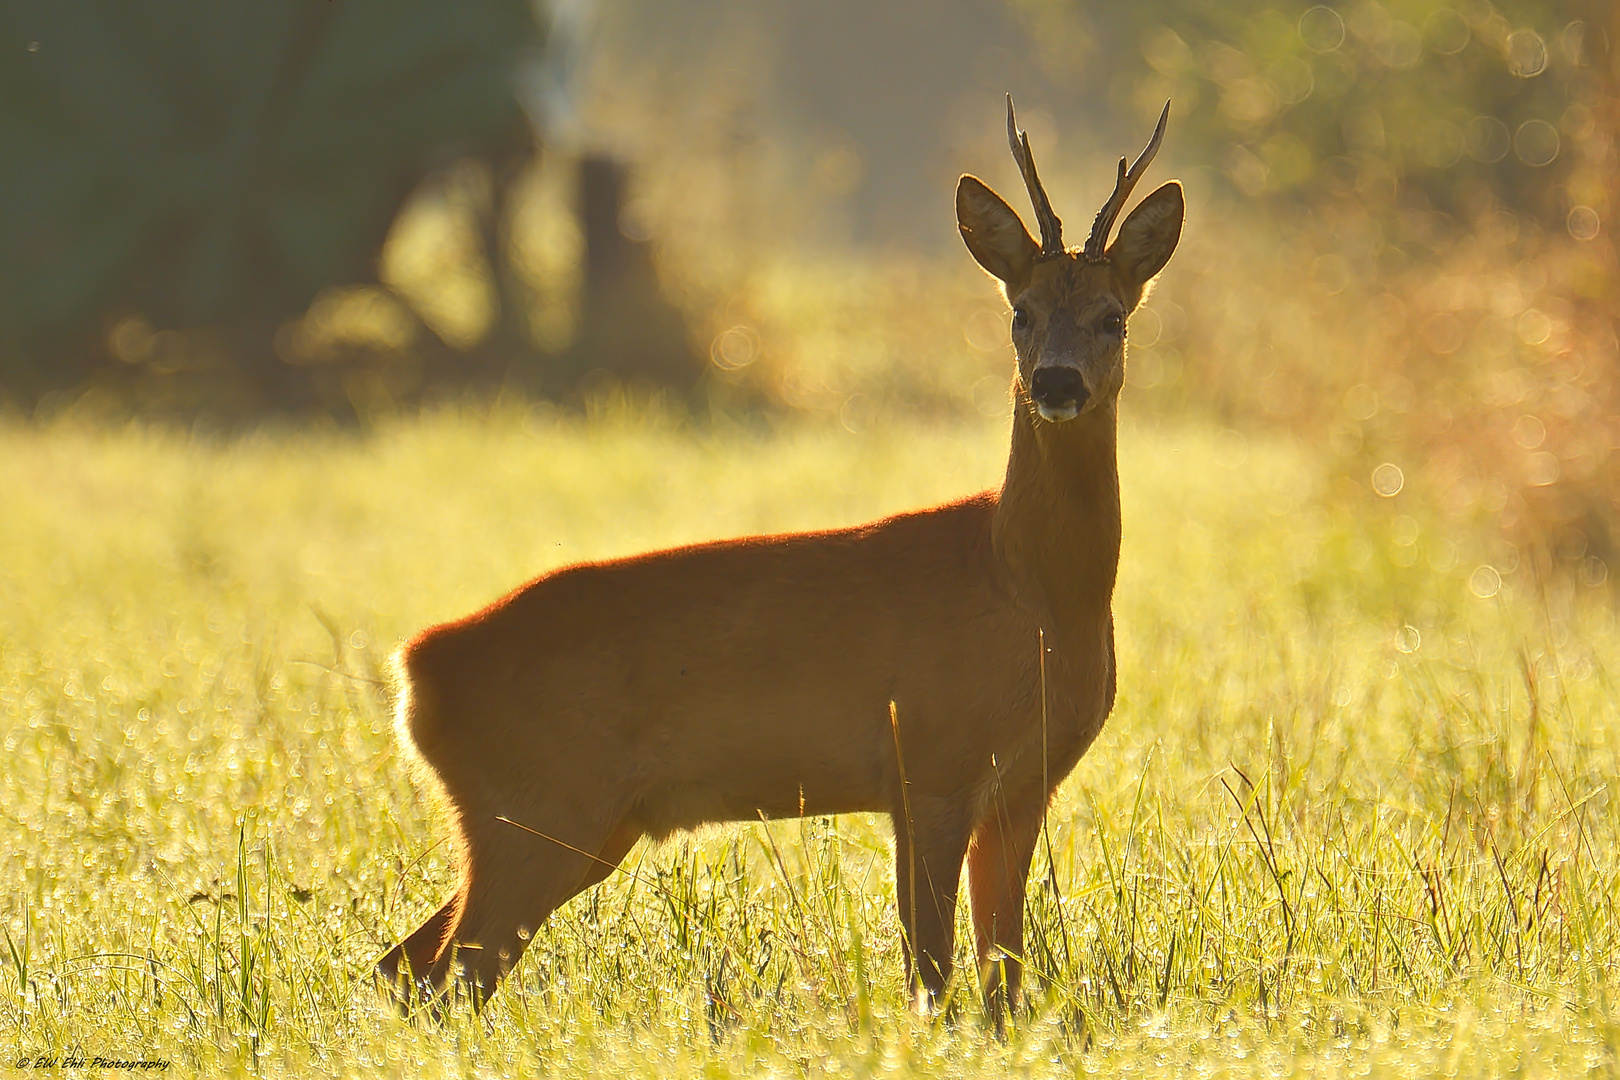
<box><xmin>1005</xmin><ymin>94</ymin><xmax>1064</xmax><ymax>256</ymax></box>
<box><xmin>1082</xmin><ymin>100</ymin><xmax>1171</xmax><ymax>262</ymax></box>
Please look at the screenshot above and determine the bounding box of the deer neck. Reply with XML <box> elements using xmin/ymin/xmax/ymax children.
<box><xmin>991</xmin><ymin>398</ymin><xmax>1122</xmax><ymax>642</ymax></box>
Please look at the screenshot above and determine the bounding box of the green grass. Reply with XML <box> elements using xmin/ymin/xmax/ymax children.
<box><xmin>1</xmin><ymin>403</ymin><xmax>1616</xmax><ymax>1076</ymax></box>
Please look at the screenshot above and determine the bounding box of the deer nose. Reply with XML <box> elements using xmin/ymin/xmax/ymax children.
<box><xmin>1029</xmin><ymin>366</ymin><xmax>1088</xmax><ymax>411</ymax></box>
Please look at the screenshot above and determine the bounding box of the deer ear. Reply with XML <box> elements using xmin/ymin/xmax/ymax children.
<box><xmin>1107</xmin><ymin>181</ymin><xmax>1183</xmax><ymax>289</ymax></box>
<box><xmin>956</xmin><ymin>175</ymin><xmax>1038</xmax><ymax>291</ymax></box>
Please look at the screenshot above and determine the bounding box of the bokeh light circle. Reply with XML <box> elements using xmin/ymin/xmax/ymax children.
<box><xmin>1506</xmin><ymin>30</ymin><xmax>1547</xmax><ymax>77</ymax></box>
<box><xmin>1567</xmin><ymin>205</ymin><xmax>1601</xmax><ymax>241</ymax></box>
<box><xmin>1299</xmin><ymin>6</ymin><xmax>1345</xmax><ymax>52</ymax></box>
<box><xmin>1424</xmin><ymin>9</ymin><xmax>1470</xmax><ymax>54</ymax></box>
<box><xmin>1514</xmin><ymin>120</ymin><xmax>1559</xmax><ymax>166</ymax></box>
<box><xmin>1469</xmin><ymin>565</ymin><xmax>1502</xmax><ymax>598</ymax></box>
<box><xmin>1465</xmin><ymin>116</ymin><xmax>1510</xmax><ymax>163</ymax></box>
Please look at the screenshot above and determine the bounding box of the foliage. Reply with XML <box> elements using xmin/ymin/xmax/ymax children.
<box><xmin>0</xmin><ymin>406</ymin><xmax>1614</xmax><ymax>1075</ymax></box>
<box><xmin>1059</xmin><ymin>0</ymin><xmax>1603</xmax><ymax>217</ymax></box>
<box><xmin>0</xmin><ymin>0</ymin><xmax>542</xmax><ymax>402</ymax></box>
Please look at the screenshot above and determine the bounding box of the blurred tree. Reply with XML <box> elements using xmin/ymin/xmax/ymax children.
<box><xmin>1009</xmin><ymin>0</ymin><xmax>1598</xmax><ymax>251</ymax></box>
<box><xmin>558</xmin><ymin>154</ymin><xmax>705</xmax><ymax>393</ymax></box>
<box><xmin>0</xmin><ymin>0</ymin><xmax>544</xmax><ymax>411</ymax></box>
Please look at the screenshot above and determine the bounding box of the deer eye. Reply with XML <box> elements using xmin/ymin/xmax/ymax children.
<box><xmin>1011</xmin><ymin>306</ymin><xmax>1029</xmax><ymax>332</ymax></box>
<box><xmin>1101</xmin><ymin>312</ymin><xmax>1123</xmax><ymax>335</ymax></box>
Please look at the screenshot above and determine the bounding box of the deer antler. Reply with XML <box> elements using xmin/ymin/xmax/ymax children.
<box><xmin>1082</xmin><ymin>101</ymin><xmax>1171</xmax><ymax>263</ymax></box>
<box><xmin>1006</xmin><ymin>95</ymin><xmax>1064</xmax><ymax>257</ymax></box>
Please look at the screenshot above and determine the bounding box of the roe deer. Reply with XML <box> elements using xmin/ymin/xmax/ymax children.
<box><xmin>378</xmin><ymin>97</ymin><xmax>1183</xmax><ymax>1020</ymax></box>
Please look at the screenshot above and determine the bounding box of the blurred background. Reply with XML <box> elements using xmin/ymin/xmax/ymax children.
<box><xmin>1</xmin><ymin>0</ymin><xmax>1616</xmax><ymax>579</ymax></box>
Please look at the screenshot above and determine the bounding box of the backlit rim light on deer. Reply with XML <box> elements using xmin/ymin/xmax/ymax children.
<box><xmin>378</xmin><ymin>97</ymin><xmax>1183</xmax><ymax>1027</ymax></box>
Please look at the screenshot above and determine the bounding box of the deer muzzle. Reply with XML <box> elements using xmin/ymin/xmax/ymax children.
<box><xmin>1029</xmin><ymin>365</ymin><xmax>1089</xmax><ymax>422</ymax></box>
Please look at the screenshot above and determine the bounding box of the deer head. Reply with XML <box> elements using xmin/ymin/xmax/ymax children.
<box><xmin>957</xmin><ymin>98</ymin><xmax>1183</xmax><ymax>424</ymax></box>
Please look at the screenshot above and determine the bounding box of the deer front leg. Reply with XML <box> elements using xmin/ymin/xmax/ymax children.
<box><xmin>967</xmin><ymin>789</ymin><xmax>1046</xmax><ymax>1030</ymax></box>
<box><xmin>891</xmin><ymin>794</ymin><xmax>975</xmax><ymax>1010</ymax></box>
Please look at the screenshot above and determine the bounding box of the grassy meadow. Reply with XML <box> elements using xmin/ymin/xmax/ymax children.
<box><xmin>1</xmin><ymin>402</ymin><xmax>1616</xmax><ymax>1076</ymax></box>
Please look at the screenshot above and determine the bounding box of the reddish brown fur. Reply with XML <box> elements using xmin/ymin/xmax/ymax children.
<box><xmin>378</xmin><ymin>110</ymin><xmax>1183</xmax><ymax>1023</ymax></box>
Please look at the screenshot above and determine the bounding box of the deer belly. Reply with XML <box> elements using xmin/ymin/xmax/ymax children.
<box><xmin>625</xmin><ymin>669</ymin><xmax>897</xmax><ymax>834</ymax></box>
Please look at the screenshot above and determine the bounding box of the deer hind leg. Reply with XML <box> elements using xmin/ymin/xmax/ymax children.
<box><xmin>410</xmin><ymin>804</ymin><xmax>625</xmax><ymax>1009</ymax></box>
<box><xmin>387</xmin><ymin>646</ymin><xmax>643</xmax><ymax>1010</ymax></box>
<box><xmin>892</xmin><ymin>793</ymin><xmax>976</xmax><ymax>1009</ymax></box>
<box><xmin>966</xmin><ymin>789</ymin><xmax>1046</xmax><ymax>1032</ymax></box>
<box><xmin>377</xmin><ymin>897</ymin><xmax>458</xmax><ymax>1002</ymax></box>
<box><xmin>376</xmin><ymin>814</ymin><xmax>641</xmax><ymax>1013</ymax></box>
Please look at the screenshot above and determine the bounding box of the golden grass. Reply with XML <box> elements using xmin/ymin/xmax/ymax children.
<box><xmin>0</xmin><ymin>402</ymin><xmax>1615</xmax><ymax>1076</ymax></box>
